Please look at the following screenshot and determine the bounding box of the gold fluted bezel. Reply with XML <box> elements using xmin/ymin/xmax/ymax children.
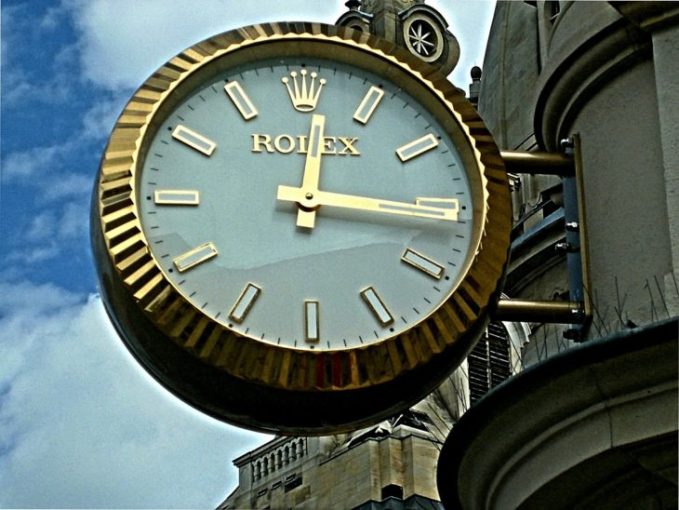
<box><xmin>95</xmin><ymin>22</ymin><xmax>510</xmax><ymax>419</ymax></box>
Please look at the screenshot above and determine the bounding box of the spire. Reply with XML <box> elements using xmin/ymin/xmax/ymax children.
<box><xmin>469</xmin><ymin>66</ymin><xmax>482</xmax><ymax>107</ymax></box>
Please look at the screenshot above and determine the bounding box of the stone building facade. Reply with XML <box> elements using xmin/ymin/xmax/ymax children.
<box><xmin>219</xmin><ymin>391</ymin><xmax>458</xmax><ymax>509</ymax></box>
<box><xmin>437</xmin><ymin>2</ymin><xmax>678</xmax><ymax>508</ymax></box>
<box><xmin>477</xmin><ymin>1</ymin><xmax>679</xmax><ymax>339</ymax></box>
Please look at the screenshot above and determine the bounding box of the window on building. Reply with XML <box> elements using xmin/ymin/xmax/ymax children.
<box><xmin>546</xmin><ymin>0</ymin><xmax>561</xmax><ymax>21</ymax></box>
<box><xmin>468</xmin><ymin>322</ymin><xmax>511</xmax><ymax>404</ymax></box>
<box><xmin>381</xmin><ymin>484</ymin><xmax>404</xmax><ymax>500</ymax></box>
<box><xmin>284</xmin><ymin>474</ymin><xmax>302</xmax><ymax>492</ymax></box>
<box><xmin>391</xmin><ymin>410</ymin><xmax>431</xmax><ymax>431</ymax></box>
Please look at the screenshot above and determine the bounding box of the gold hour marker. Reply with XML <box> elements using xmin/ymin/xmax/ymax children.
<box><xmin>304</xmin><ymin>300</ymin><xmax>320</xmax><ymax>342</ymax></box>
<box><xmin>224</xmin><ymin>81</ymin><xmax>258</xmax><ymax>120</ymax></box>
<box><xmin>172</xmin><ymin>125</ymin><xmax>216</xmax><ymax>156</ymax></box>
<box><xmin>229</xmin><ymin>283</ymin><xmax>261</xmax><ymax>323</ymax></box>
<box><xmin>353</xmin><ymin>86</ymin><xmax>385</xmax><ymax>124</ymax></box>
<box><xmin>396</xmin><ymin>133</ymin><xmax>439</xmax><ymax>162</ymax></box>
<box><xmin>173</xmin><ymin>242</ymin><xmax>218</xmax><ymax>272</ymax></box>
<box><xmin>360</xmin><ymin>287</ymin><xmax>394</xmax><ymax>326</ymax></box>
<box><xmin>401</xmin><ymin>248</ymin><xmax>445</xmax><ymax>279</ymax></box>
<box><xmin>154</xmin><ymin>189</ymin><xmax>200</xmax><ymax>205</ymax></box>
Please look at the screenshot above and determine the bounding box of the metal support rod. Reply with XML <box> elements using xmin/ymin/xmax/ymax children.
<box><xmin>494</xmin><ymin>298</ymin><xmax>585</xmax><ymax>324</ymax></box>
<box><xmin>501</xmin><ymin>150</ymin><xmax>574</xmax><ymax>176</ymax></box>
<box><xmin>572</xmin><ymin>134</ymin><xmax>593</xmax><ymax>325</ymax></box>
<box><xmin>497</xmin><ymin>141</ymin><xmax>592</xmax><ymax>335</ymax></box>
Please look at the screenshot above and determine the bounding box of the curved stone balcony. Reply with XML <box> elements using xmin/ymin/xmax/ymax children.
<box><xmin>437</xmin><ymin>318</ymin><xmax>678</xmax><ymax>510</ymax></box>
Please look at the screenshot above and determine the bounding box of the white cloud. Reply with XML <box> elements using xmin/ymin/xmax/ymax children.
<box><xmin>5</xmin><ymin>243</ymin><xmax>62</xmax><ymax>266</ymax></box>
<box><xmin>2</xmin><ymin>100</ymin><xmax>115</xmax><ymax>192</ymax></box>
<box><xmin>42</xmin><ymin>172</ymin><xmax>93</xmax><ymax>201</ymax></box>
<box><xmin>3</xmin><ymin>144</ymin><xmax>68</xmax><ymax>181</ymax></box>
<box><xmin>1</xmin><ymin>4</ymin><xmax>78</xmax><ymax>108</ymax></box>
<box><xmin>61</xmin><ymin>0</ymin><xmax>493</xmax><ymax>92</ymax></box>
<box><xmin>23</xmin><ymin>201</ymin><xmax>89</xmax><ymax>244</ymax></box>
<box><xmin>438</xmin><ymin>0</ymin><xmax>496</xmax><ymax>87</ymax></box>
<box><xmin>0</xmin><ymin>280</ymin><xmax>81</xmax><ymax>315</ymax></box>
<box><xmin>63</xmin><ymin>0</ymin><xmax>346</xmax><ymax>91</ymax></box>
<box><xmin>80</xmin><ymin>94</ymin><xmax>128</xmax><ymax>140</ymax></box>
<box><xmin>2</xmin><ymin>64</ymin><xmax>74</xmax><ymax>107</ymax></box>
<box><xmin>0</xmin><ymin>282</ymin><xmax>269</xmax><ymax>508</ymax></box>
<box><xmin>56</xmin><ymin>201</ymin><xmax>89</xmax><ymax>240</ymax></box>
<box><xmin>1</xmin><ymin>134</ymin><xmax>97</xmax><ymax>270</ymax></box>
<box><xmin>5</xmin><ymin>203</ymin><xmax>88</xmax><ymax>279</ymax></box>
<box><xmin>25</xmin><ymin>211</ymin><xmax>57</xmax><ymax>243</ymax></box>
<box><xmin>7</xmin><ymin>198</ymin><xmax>89</xmax><ymax>264</ymax></box>
<box><xmin>39</xmin><ymin>4</ymin><xmax>67</xmax><ymax>30</ymax></box>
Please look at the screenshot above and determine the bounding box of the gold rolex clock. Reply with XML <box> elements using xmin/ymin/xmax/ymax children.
<box><xmin>92</xmin><ymin>22</ymin><xmax>511</xmax><ymax>434</ymax></box>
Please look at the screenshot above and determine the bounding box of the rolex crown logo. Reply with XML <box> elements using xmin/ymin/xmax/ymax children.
<box><xmin>282</xmin><ymin>69</ymin><xmax>326</xmax><ymax>112</ymax></box>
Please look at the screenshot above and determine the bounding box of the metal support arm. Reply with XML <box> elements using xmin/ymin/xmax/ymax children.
<box><xmin>494</xmin><ymin>138</ymin><xmax>592</xmax><ymax>333</ymax></box>
<box><xmin>500</xmin><ymin>150</ymin><xmax>574</xmax><ymax>176</ymax></box>
<box><xmin>495</xmin><ymin>299</ymin><xmax>585</xmax><ymax>324</ymax></box>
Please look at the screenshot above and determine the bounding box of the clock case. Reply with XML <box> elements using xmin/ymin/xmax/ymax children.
<box><xmin>91</xmin><ymin>22</ymin><xmax>511</xmax><ymax>434</ymax></box>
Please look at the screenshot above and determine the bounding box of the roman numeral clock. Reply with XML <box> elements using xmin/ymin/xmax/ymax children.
<box><xmin>92</xmin><ymin>22</ymin><xmax>511</xmax><ymax>434</ymax></box>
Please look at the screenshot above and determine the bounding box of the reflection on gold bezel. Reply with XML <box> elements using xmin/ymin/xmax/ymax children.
<box><xmin>95</xmin><ymin>22</ymin><xmax>511</xmax><ymax>396</ymax></box>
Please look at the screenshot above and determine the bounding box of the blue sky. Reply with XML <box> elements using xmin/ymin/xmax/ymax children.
<box><xmin>0</xmin><ymin>1</ymin><xmax>494</xmax><ymax>507</ymax></box>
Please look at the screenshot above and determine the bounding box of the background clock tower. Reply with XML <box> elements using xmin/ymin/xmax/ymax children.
<box><xmin>337</xmin><ymin>0</ymin><xmax>460</xmax><ymax>75</ymax></box>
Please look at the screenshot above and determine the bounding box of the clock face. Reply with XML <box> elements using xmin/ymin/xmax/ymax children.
<box><xmin>94</xmin><ymin>23</ymin><xmax>510</xmax><ymax>433</ymax></box>
<box><xmin>137</xmin><ymin>57</ymin><xmax>475</xmax><ymax>351</ymax></box>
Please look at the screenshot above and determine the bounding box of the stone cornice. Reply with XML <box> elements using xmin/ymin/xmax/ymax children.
<box><xmin>610</xmin><ymin>1</ymin><xmax>679</xmax><ymax>32</ymax></box>
<box><xmin>534</xmin><ymin>4</ymin><xmax>651</xmax><ymax>150</ymax></box>
<box><xmin>437</xmin><ymin>318</ymin><xmax>678</xmax><ymax>509</ymax></box>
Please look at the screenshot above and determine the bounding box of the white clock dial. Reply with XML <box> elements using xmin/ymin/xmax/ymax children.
<box><xmin>137</xmin><ymin>57</ymin><xmax>475</xmax><ymax>351</ymax></box>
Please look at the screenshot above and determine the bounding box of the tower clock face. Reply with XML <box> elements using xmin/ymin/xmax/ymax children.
<box><xmin>93</xmin><ymin>23</ymin><xmax>511</xmax><ymax>433</ymax></box>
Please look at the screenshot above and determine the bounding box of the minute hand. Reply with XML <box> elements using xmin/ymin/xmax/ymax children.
<box><xmin>277</xmin><ymin>185</ymin><xmax>459</xmax><ymax>221</ymax></box>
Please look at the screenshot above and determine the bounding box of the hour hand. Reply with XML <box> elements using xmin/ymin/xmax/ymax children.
<box><xmin>296</xmin><ymin>114</ymin><xmax>326</xmax><ymax>228</ymax></box>
<box><xmin>277</xmin><ymin>185</ymin><xmax>459</xmax><ymax>223</ymax></box>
